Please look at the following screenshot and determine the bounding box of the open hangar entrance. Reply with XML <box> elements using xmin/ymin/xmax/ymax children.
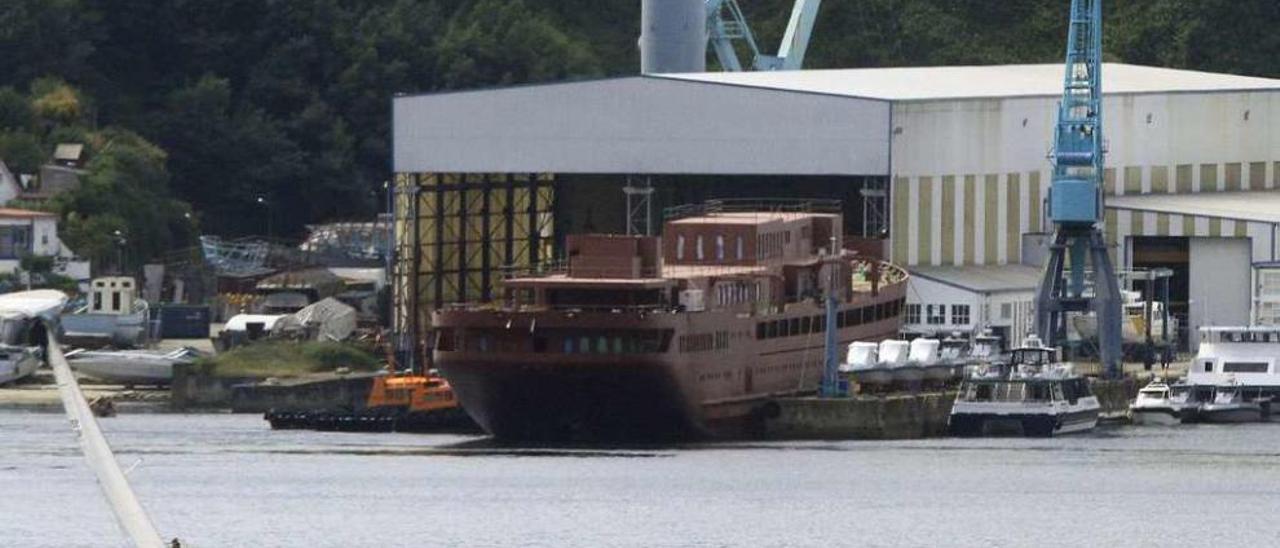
<box><xmin>554</xmin><ymin>174</ymin><xmax>887</xmax><ymax>243</ymax></box>
<box><xmin>1130</xmin><ymin>236</ymin><xmax>1252</xmax><ymax>350</ymax></box>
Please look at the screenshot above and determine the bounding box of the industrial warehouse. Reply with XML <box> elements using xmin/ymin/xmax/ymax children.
<box><xmin>391</xmin><ymin>63</ymin><xmax>1280</xmax><ymax>352</ymax></box>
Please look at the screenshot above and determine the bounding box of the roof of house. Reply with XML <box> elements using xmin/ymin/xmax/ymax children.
<box><xmin>910</xmin><ymin>264</ymin><xmax>1043</xmax><ymax>293</ymax></box>
<box><xmin>53</xmin><ymin>143</ymin><xmax>84</xmax><ymax>162</ymax></box>
<box><xmin>1107</xmin><ymin>190</ymin><xmax>1280</xmax><ymax>224</ymax></box>
<box><xmin>0</xmin><ymin>207</ymin><xmax>56</xmax><ymax>219</ymax></box>
<box><xmin>658</xmin><ymin>63</ymin><xmax>1280</xmax><ymax>102</ymax></box>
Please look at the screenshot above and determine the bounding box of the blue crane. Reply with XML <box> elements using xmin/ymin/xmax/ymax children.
<box><xmin>1034</xmin><ymin>0</ymin><xmax>1124</xmax><ymax>378</ymax></box>
<box><xmin>706</xmin><ymin>0</ymin><xmax>822</xmax><ymax>71</ymax></box>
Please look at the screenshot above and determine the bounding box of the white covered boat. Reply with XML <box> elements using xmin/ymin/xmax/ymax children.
<box><xmin>0</xmin><ymin>289</ymin><xmax>68</xmax><ymax>385</ymax></box>
<box><xmin>66</xmin><ymin>347</ymin><xmax>201</xmax><ymax>385</ymax></box>
<box><xmin>950</xmin><ymin>335</ymin><xmax>1100</xmax><ymax>437</ymax></box>
<box><xmin>880</xmin><ymin>339</ymin><xmax>919</xmax><ymax>385</ymax></box>
<box><xmin>842</xmin><ymin>341</ymin><xmax>890</xmax><ymax>388</ymax></box>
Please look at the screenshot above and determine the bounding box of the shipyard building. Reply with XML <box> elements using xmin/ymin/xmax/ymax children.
<box><xmin>392</xmin><ymin>63</ymin><xmax>1280</xmax><ymax>350</ymax></box>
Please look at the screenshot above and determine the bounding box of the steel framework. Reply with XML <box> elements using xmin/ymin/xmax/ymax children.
<box><xmin>390</xmin><ymin>173</ymin><xmax>555</xmax><ymax>370</ymax></box>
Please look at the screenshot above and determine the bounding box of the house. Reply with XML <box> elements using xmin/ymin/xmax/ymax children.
<box><xmin>0</xmin><ymin>159</ymin><xmax>20</xmax><ymax>205</ymax></box>
<box><xmin>903</xmin><ymin>264</ymin><xmax>1043</xmax><ymax>348</ymax></box>
<box><xmin>0</xmin><ymin>207</ymin><xmax>90</xmax><ymax>282</ymax></box>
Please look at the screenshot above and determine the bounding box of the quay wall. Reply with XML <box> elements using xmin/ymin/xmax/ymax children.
<box><xmin>171</xmin><ymin>363</ymin><xmax>376</xmax><ymax>412</ymax></box>
<box><xmin>764</xmin><ymin>392</ymin><xmax>956</xmax><ymax>440</ymax></box>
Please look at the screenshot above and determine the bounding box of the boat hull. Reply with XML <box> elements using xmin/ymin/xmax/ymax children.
<box><xmin>1129</xmin><ymin>406</ymin><xmax>1182</xmax><ymax>426</ymax></box>
<box><xmin>950</xmin><ymin>407</ymin><xmax>1099</xmax><ymax>437</ymax></box>
<box><xmin>0</xmin><ymin>352</ymin><xmax>40</xmax><ymax>385</ymax></box>
<box><xmin>1198</xmin><ymin>404</ymin><xmax>1264</xmax><ymax>423</ymax></box>
<box><xmin>438</xmin><ymin>357</ymin><xmax>701</xmax><ymax>441</ymax></box>
<box><xmin>67</xmin><ymin>359</ymin><xmax>174</xmax><ymax>385</ymax></box>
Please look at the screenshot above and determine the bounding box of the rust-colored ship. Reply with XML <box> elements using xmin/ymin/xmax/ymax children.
<box><xmin>432</xmin><ymin>201</ymin><xmax>907</xmax><ymax>441</ymax></box>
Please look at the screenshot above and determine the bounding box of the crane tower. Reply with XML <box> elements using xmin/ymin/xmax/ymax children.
<box><xmin>1034</xmin><ymin>0</ymin><xmax>1124</xmax><ymax>378</ymax></box>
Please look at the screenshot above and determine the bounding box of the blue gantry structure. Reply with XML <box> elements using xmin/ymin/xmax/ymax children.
<box><xmin>1034</xmin><ymin>0</ymin><xmax>1125</xmax><ymax>378</ymax></box>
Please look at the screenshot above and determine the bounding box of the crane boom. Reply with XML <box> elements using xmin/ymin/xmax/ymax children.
<box><xmin>1034</xmin><ymin>0</ymin><xmax>1124</xmax><ymax>378</ymax></box>
<box><xmin>706</xmin><ymin>0</ymin><xmax>822</xmax><ymax>71</ymax></box>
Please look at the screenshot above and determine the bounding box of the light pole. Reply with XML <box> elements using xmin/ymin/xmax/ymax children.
<box><xmin>256</xmin><ymin>196</ymin><xmax>272</xmax><ymax>239</ymax></box>
<box><xmin>112</xmin><ymin>229</ymin><xmax>127</xmax><ymax>275</ymax></box>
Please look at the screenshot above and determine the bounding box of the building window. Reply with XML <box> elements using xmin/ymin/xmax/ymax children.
<box><xmin>906</xmin><ymin>304</ymin><xmax>921</xmax><ymax>324</ymax></box>
<box><xmin>926</xmin><ymin>304</ymin><xmax>945</xmax><ymax>325</ymax></box>
<box><xmin>951</xmin><ymin>305</ymin><xmax>971</xmax><ymax>326</ymax></box>
<box><xmin>0</xmin><ymin>226</ymin><xmax>31</xmax><ymax>259</ymax></box>
<box><xmin>736</xmin><ymin>235</ymin><xmax>744</xmax><ymax>260</ymax></box>
<box><xmin>1000</xmin><ymin>303</ymin><xmax>1013</xmax><ymax>320</ymax></box>
<box><xmin>696</xmin><ymin>235</ymin><xmax>704</xmax><ymax>260</ymax></box>
<box><xmin>676</xmin><ymin>234</ymin><xmax>685</xmax><ymax>260</ymax></box>
<box><xmin>716</xmin><ymin>235</ymin><xmax>725</xmax><ymax>260</ymax></box>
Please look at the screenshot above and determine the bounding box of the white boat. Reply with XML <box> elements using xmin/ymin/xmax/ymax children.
<box><xmin>1071</xmin><ymin>290</ymin><xmax>1178</xmax><ymax>344</ymax></box>
<box><xmin>66</xmin><ymin>347</ymin><xmax>201</xmax><ymax>385</ymax></box>
<box><xmin>842</xmin><ymin>341</ymin><xmax>890</xmax><ymax>387</ymax></box>
<box><xmin>0</xmin><ymin>289</ymin><xmax>68</xmax><ymax>385</ymax></box>
<box><xmin>908</xmin><ymin>338</ymin><xmax>952</xmax><ymax>383</ymax></box>
<box><xmin>61</xmin><ymin>277</ymin><xmax>150</xmax><ymax>348</ymax></box>
<box><xmin>1129</xmin><ymin>378</ymin><xmax>1193</xmax><ymax>426</ymax></box>
<box><xmin>879</xmin><ymin>339</ymin><xmax>920</xmax><ymax>385</ymax></box>
<box><xmin>950</xmin><ymin>335</ymin><xmax>1100</xmax><ymax>437</ymax></box>
<box><xmin>1197</xmin><ymin>383</ymin><xmax>1270</xmax><ymax>424</ymax></box>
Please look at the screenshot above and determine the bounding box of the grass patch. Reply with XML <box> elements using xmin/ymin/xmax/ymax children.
<box><xmin>199</xmin><ymin>340</ymin><xmax>382</xmax><ymax>378</ymax></box>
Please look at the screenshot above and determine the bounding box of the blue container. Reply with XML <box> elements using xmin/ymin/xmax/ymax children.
<box><xmin>157</xmin><ymin>305</ymin><xmax>212</xmax><ymax>339</ymax></box>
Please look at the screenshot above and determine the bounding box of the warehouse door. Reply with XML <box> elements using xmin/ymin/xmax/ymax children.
<box><xmin>1188</xmin><ymin>238</ymin><xmax>1251</xmax><ymax>350</ymax></box>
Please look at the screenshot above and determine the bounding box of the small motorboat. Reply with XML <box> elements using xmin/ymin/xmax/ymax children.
<box><xmin>909</xmin><ymin>338</ymin><xmax>953</xmax><ymax>383</ymax></box>
<box><xmin>842</xmin><ymin>341</ymin><xmax>890</xmax><ymax>388</ymax></box>
<box><xmin>1198</xmin><ymin>383</ymin><xmax>1270</xmax><ymax>424</ymax></box>
<box><xmin>0</xmin><ymin>289</ymin><xmax>68</xmax><ymax>385</ymax></box>
<box><xmin>1129</xmin><ymin>378</ymin><xmax>1193</xmax><ymax>425</ymax></box>
<box><xmin>66</xmin><ymin>347</ymin><xmax>202</xmax><ymax>385</ymax></box>
<box><xmin>936</xmin><ymin>335</ymin><xmax>970</xmax><ymax>383</ymax></box>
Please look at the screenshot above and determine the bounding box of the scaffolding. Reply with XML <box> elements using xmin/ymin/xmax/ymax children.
<box><xmin>391</xmin><ymin>173</ymin><xmax>555</xmax><ymax>370</ymax></box>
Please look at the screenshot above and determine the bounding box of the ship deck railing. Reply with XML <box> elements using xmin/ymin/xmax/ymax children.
<box><xmin>662</xmin><ymin>198</ymin><xmax>842</xmax><ymax>221</ymax></box>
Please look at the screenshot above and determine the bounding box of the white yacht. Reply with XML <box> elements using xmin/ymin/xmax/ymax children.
<box><xmin>908</xmin><ymin>338</ymin><xmax>953</xmax><ymax>383</ymax></box>
<box><xmin>842</xmin><ymin>341</ymin><xmax>890</xmax><ymax>388</ymax></box>
<box><xmin>936</xmin><ymin>335</ymin><xmax>970</xmax><ymax>383</ymax></box>
<box><xmin>1129</xmin><ymin>378</ymin><xmax>1193</xmax><ymax>425</ymax></box>
<box><xmin>950</xmin><ymin>335</ymin><xmax>1100</xmax><ymax>437</ymax></box>
<box><xmin>1188</xmin><ymin>327</ymin><xmax>1280</xmax><ymax>396</ymax></box>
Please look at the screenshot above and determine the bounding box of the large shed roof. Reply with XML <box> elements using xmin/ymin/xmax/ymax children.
<box><xmin>658</xmin><ymin>63</ymin><xmax>1280</xmax><ymax>102</ymax></box>
<box><xmin>910</xmin><ymin>264</ymin><xmax>1042</xmax><ymax>294</ymax></box>
<box><xmin>1107</xmin><ymin>190</ymin><xmax>1280</xmax><ymax>225</ymax></box>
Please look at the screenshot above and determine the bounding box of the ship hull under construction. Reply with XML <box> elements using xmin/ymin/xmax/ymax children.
<box><xmin>434</xmin><ymin>284</ymin><xmax>905</xmax><ymax>442</ymax></box>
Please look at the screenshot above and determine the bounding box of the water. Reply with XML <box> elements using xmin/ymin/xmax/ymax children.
<box><xmin>3</xmin><ymin>412</ymin><xmax>1280</xmax><ymax>547</ymax></box>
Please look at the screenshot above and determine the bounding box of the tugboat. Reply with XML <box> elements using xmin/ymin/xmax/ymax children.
<box><xmin>1128</xmin><ymin>378</ymin><xmax>1193</xmax><ymax>425</ymax></box>
<box><xmin>949</xmin><ymin>335</ymin><xmax>1100</xmax><ymax>437</ymax></box>
<box><xmin>431</xmin><ymin>200</ymin><xmax>909</xmax><ymax>441</ymax></box>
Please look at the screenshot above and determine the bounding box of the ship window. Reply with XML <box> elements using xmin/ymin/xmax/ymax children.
<box><xmin>1202</xmin><ymin>361</ymin><xmax>1214</xmax><ymax>373</ymax></box>
<box><xmin>767</xmin><ymin>321</ymin><xmax>779</xmax><ymax>338</ymax></box>
<box><xmin>861</xmin><ymin>307</ymin><xmax>874</xmax><ymax>324</ymax></box>
<box><xmin>696</xmin><ymin>235</ymin><xmax>705</xmax><ymax>260</ymax></box>
<box><xmin>613</xmin><ymin>337</ymin><xmax>623</xmax><ymax>354</ymax></box>
<box><xmin>1223</xmin><ymin>362</ymin><xmax>1269</xmax><ymax>373</ymax></box>
<box><xmin>563</xmin><ymin>337</ymin><xmax>574</xmax><ymax>354</ymax></box>
<box><xmin>789</xmin><ymin>317</ymin><xmax>800</xmax><ymax>336</ymax></box>
<box><xmin>736</xmin><ymin>236</ymin><xmax>744</xmax><ymax>260</ymax></box>
<box><xmin>597</xmin><ymin>336</ymin><xmax>608</xmax><ymax>353</ymax></box>
<box><xmin>836</xmin><ymin>310</ymin><xmax>847</xmax><ymax>328</ymax></box>
<box><xmin>716</xmin><ymin>235</ymin><xmax>725</xmax><ymax>261</ymax></box>
<box><xmin>435</xmin><ymin>329</ymin><xmax>456</xmax><ymax>352</ymax></box>
<box><xmin>580</xmin><ymin>337</ymin><xmax>591</xmax><ymax>353</ymax></box>
<box><xmin>533</xmin><ymin>336</ymin><xmax>548</xmax><ymax>353</ymax></box>
<box><xmin>676</xmin><ymin>235</ymin><xmax>685</xmax><ymax>260</ymax></box>
<box><xmin>814</xmin><ymin>315</ymin><xmax>825</xmax><ymax>333</ymax></box>
<box><xmin>1029</xmin><ymin>383</ymin><xmax>1050</xmax><ymax>401</ymax></box>
<box><xmin>800</xmin><ymin>316</ymin><xmax>812</xmax><ymax>334</ymax></box>
<box><xmin>974</xmin><ymin>384</ymin><xmax>992</xmax><ymax>401</ymax></box>
<box><xmin>756</xmin><ymin>322</ymin><xmax>766</xmax><ymax>339</ymax></box>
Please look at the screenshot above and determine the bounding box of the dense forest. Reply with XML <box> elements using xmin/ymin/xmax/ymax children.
<box><xmin>0</xmin><ymin>0</ymin><xmax>1276</xmax><ymax>265</ymax></box>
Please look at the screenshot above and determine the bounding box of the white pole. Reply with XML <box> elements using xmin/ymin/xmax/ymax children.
<box><xmin>48</xmin><ymin>335</ymin><xmax>166</xmax><ymax>548</ymax></box>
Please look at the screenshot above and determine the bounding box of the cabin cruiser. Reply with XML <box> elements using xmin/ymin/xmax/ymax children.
<box><xmin>0</xmin><ymin>290</ymin><xmax>68</xmax><ymax>385</ymax></box>
<box><xmin>935</xmin><ymin>335</ymin><xmax>970</xmax><ymax>383</ymax></box>
<box><xmin>1196</xmin><ymin>383</ymin><xmax>1271</xmax><ymax>424</ymax></box>
<box><xmin>61</xmin><ymin>277</ymin><xmax>150</xmax><ymax>348</ymax></box>
<box><xmin>842</xmin><ymin>341</ymin><xmax>890</xmax><ymax>389</ymax></box>
<box><xmin>950</xmin><ymin>335</ymin><xmax>1100</xmax><ymax>437</ymax></box>
<box><xmin>1188</xmin><ymin>327</ymin><xmax>1280</xmax><ymax>398</ymax></box>
<box><xmin>1129</xmin><ymin>378</ymin><xmax>1193</xmax><ymax>425</ymax></box>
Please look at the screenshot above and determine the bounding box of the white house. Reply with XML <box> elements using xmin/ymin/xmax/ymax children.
<box><xmin>904</xmin><ymin>264</ymin><xmax>1042</xmax><ymax>348</ymax></box>
<box><xmin>0</xmin><ymin>207</ymin><xmax>90</xmax><ymax>282</ymax></box>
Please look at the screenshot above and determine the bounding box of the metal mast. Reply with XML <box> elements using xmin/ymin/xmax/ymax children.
<box><xmin>1034</xmin><ymin>0</ymin><xmax>1124</xmax><ymax>378</ymax></box>
<box><xmin>706</xmin><ymin>0</ymin><xmax>822</xmax><ymax>71</ymax></box>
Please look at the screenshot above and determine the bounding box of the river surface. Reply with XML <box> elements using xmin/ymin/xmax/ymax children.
<box><xmin>3</xmin><ymin>411</ymin><xmax>1280</xmax><ymax>547</ymax></box>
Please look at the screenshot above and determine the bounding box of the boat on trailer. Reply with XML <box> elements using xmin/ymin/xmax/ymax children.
<box><xmin>950</xmin><ymin>335</ymin><xmax>1100</xmax><ymax>437</ymax></box>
